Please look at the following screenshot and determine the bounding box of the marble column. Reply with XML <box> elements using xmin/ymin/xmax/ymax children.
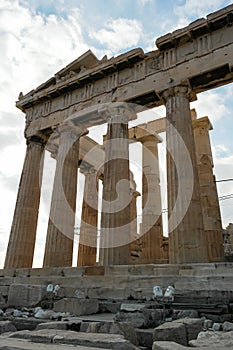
<box><xmin>130</xmin><ymin>189</ymin><xmax>140</xmax><ymax>241</ymax></box>
<box><xmin>161</xmin><ymin>237</ymin><xmax>169</xmax><ymax>261</ymax></box>
<box><xmin>4</xmin><ymin>135</ymin><xmax>45</xmax><ymax>269</ymax></box>
<box><xmin>43</xmin><ymin>125</ymin><xmax>87</xmax><ymax>267</ymax></box>
<box><xmin>78</xmin><ymin>165</ymin><xmax>98</xmax><ymax>266</ymax></box>
<box><xmin>99</xmin><ymin>104</ymin><xmax>135</xmax><ymax>266</ymax></box>
<box><xmin>139</xmin><ymin>134</ymin><xmax>163</xmax><ymax>263</ymax></box>
<box><xmin>192</xmin><ymin>116</ymin><xmax>224</xmax><ymax>261</ymax></box>
<box><xmin>130</xmin><ymin>189</ymin><xmax>142</xmax><ymax>263</ymax></box>
<box><xmin>162</xmin><ymin>86</ymin><xmax>209</xmax><ymax>264</ymax></box>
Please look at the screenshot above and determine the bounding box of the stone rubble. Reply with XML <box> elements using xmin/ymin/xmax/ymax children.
<box><xmin>212</xmin><ymin>322</ymin><xmax>221</xmax><ymax>331</ymax></box>
<box><xmin>0</xmin><ymin>320</ymin><xmax>17</xmax><ymax>333</ymax></box>
<box><xmin>0</xmin><ymin>302</ymin><xmax>233</xmax><ymax>349</ymax></box>
<box><xmin>222</xmin><ymin>321</ymin><xmax>233</xmax><ymax>331</ymax></box>
<box><xmin>36</xmin><ymin>320</ymin><xmax>81</xmax><ymax>331</ymax></box>
<box><xmin>153</xmin><ymin>322</ymin><xmax>187</xmax><ymax>346</ymax></box>
<box><xmin>152</xmin><ymin>341</ymin><xmax>230</xmax><ymax>350</ymax></box>
<box><xmin>86</xmin><ymin>321</ymin><xmax>138</xmax><ymax>346</ymax></box>
<box><xmin>173</xmin><ymin>318</ymin><xmax>203</xmax><ymax>341</ymax></box>
<box><xmin>203</xmin><ymin>319</ymin><xmax>213</xmax><ymax>330</ymax></box>
<box><xmin>189</xmin><ymin>330</ymin><xmax>233</xmax><ymax>348</ymax></box>
<box><xmin>1</xmin><ymin>266</ymin><xmax>233</xmax><ymax>350</ymax></box>
<box><xmin>6</xmin><ymin>329</ymin><xmax>140</xmax><ymax>350</ymax></box>
<box><xmin>54</xmin><ymin>298</ymin><xmax>99</xmax><ymax>316</ymax></box>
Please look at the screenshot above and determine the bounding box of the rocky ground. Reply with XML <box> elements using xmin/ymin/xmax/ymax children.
<box><xmin>0</xmin><ymin>301</ymin><xmax>233</xmax><ymax>349</ymax></box>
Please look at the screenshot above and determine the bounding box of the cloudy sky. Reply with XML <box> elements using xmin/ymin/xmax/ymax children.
<box><xmin>0</xmin><ymin>0</ymin><xmax>233</xmax><ymax>267</ymax></box>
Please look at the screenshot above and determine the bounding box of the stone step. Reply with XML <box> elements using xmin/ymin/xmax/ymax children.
<box><xmin>152</xmin><ymin>341</ymin><xmax>230</xmax><ymax>350</ymax></box>
<box><xmin>8</xmin><ymin>329</ymin><xmax>140</xmax><ymax>349</ymax></box>
<box><xmin>0</xmin><ymin>336</ymin><xmax>110</xmax><ymax>350</ymax></box>
<box><xmin>1</xmin><ymin>263</ymin><xmax>233</xmax><ymax>308</ymax></box>
<box><xmin>135</xmin><ymin>328</ymin><xmax>154</xmax><ymax>348</ymax></box>
<box><xmin>2</xmin><ymin>262</ymin><xmax>233</xmax><ymax>280</ymax></box>
<box><xmin>2</xmin><ymin>275</ymin><xmax>233</xmax><ymax>290</ymax></box>
<box><xmin>0</xmin><ymin>264</ymin><xmax>181</xmax><ymax>278</ymax></box>
<box><xmin>171</xmin><ymin>303</ymin><xmax>228</xmax><ymax>313</ymax></box>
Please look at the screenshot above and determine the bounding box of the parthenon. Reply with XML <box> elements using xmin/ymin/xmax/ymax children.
<box><xmin>4</xmin><ymin>4</ymin><xmax>233</xmax><ymax>270</ymax></box>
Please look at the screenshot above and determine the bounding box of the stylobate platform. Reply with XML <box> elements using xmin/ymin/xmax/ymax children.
<box><xmin>0</xmin><ymin>263</ymin><xmax>233</xmax><ymax>307</ymax></box>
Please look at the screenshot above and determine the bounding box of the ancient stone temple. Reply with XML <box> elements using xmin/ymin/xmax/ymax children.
<box><xmin>5</xmin><ymin>4</ymin><xmax>233</xmax><ymax>273</ymax></box>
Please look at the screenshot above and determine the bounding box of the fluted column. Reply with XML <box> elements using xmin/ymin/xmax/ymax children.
<box><xmin>78</xmin><ymin>164</ymin><xmax>98</xmax><ymax>266</ymax></box>
<box><xmin>99</xmin><ymin>103</ymin><xmax>136</xmax><ymax>265</ymax></box>
<box><xmin>130</xmin><ymin>189</ymin><xmax>142</xmax><ymax>263</ymax></box>
<box><xmin>4</xmin><ymin>135</ymin><xmax>46</xmax><ymax>269</ymax></box>
<box><xmin>162</xmin><ymin>85</ymin><xmax>209</xmax><ymax>264</ymax></box>
<box><xmin>130</xmin><ymin>189</ymin><xmax>140</xmax><ymax>241</ymax></box>
<box><xmin>43</xmin><ymin>125</ymin><xmax>87</xmax><ymax>267</ymax></box>
<box><xmin>139</xmin><ymin>134</ymin><xmax>163</xmax><ymax>263</ymax></box>
<box><xmin>192</xmin><ymin>116</ymin><xmax>224</xmax><ymax>261</ymax></box>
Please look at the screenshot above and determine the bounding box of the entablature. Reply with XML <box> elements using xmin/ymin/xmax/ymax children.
<box><xmin>16</xmin><ymin>4</ymin><xmax>233</xmax><ymax>138</ymax></box>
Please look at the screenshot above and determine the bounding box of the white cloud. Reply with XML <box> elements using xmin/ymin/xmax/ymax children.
<box><xmin>89</xmin><ymin>18</ymin><xmax>143</xmax><ymax>52</ymax></box>
<box><xmin>212</xmin><ymin>147</ymin><xmax>233</xmax><ymax>227</ymax></box>
<box><xmin>0</xmin><ymin>0</ymin><xmax>91</xmax><ymax>159</ymax></box>
<box><xmin>0</xmin><ymin>0</ymin><xmax>92</xmax><ymax>267</ymax></box>
<box><xmin>160</xmin><ymin>0</ymin><xmax>232</xmax><ymax>36</ymax></box>
<box><xmin>0</xmin><ymin>2</ymin><xmax>90</xmax><ymax>96</ymax></box>
<box><xmin>138</xmin><ymin>0</ymin><xmax>152</xmax><ymax>6</ymax></box>
<box><xmin>0</xmin><ymin>0</ymin><xmax>92</xmax><ymax>150</ymax></box>
<box><xmin>174</xmin><ymin>0</ymin><xmax>232</xmax><ymax>19</ymax></box>
<box><xmin>191</xmin><ymin>90</ymin><xmax>229</xmax><ymax>122</ymax></box>
<box><xmin>0</xmin><ymin>143</ymin><xmax>25</xmax><ymax>176</ymax></box>
<box><xmin>213</xmin><ymin>144</ymin><xmax>230</xmax><ymax>158</ymax></box>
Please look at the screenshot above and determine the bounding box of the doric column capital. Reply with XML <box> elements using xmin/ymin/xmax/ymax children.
<box><xmin>26</xmin><ymin>133</ymin><xmax>47</xmax><ymax>146</ymax></box>
<box><xmin>79</xmin><ymin>162</ymin><xmax>97</xmax><ymax>176</ymax></box>
<box><xmin>192</xmin><ymin>116</ymin><xmax>213</xmax><ymax>131</ymax></box>
<box><xmin>98</xmin><ymin>102</ymin><xmax>137</xmax><ymax>123</ymax></box>
<box><xmin>158</xmin><ymin>84</ymin><xmax>196</xmax><ymax>104</ymax></box>
<box><xmin>56</xmin><ymin>123</ymin><xmax>88</xmax><ymax>140</ymax></box>
<box><xmin>137</xmin><ymin>130</ymin><xmax>162</xmax><ymax>144</ymax></box>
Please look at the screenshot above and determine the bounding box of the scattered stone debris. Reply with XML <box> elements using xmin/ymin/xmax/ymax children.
<box><xmin>189</xmin><ymin>329</ymin><xmax>233</xmax><ymax>348</ymax></box>
<box><xmin>0</xmin><ymin>299</ymin><xmax>233</xmax><ymax>349</ymax></box>
<box><xmin>0</xmin><ymin>320</ymin><xmax>17</xmax><ymax>334</ymax></box>
<box><xmin>3</xmin><ymin>329</ymin><xmax>140</xmax><ymax>350</ymax></box>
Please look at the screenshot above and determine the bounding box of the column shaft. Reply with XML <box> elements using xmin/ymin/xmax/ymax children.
<box><xmin>130</xmin><ymin>190</ymin><xmax>142</xmax><ymax>263</ymax></box>
<box><xmin>78</xmin><ymin>167</ymin><xmax>98</xmax><ymax>266</ymax></box>
<box><xmin>43</xmin><ymin>126</ymin><xmax>84</xmax><ymax>267</ymax></box>
<box><xmin>100</xmin><ymin>106</ymin><xmax>133</xmax><ymax>265</ymax></box>
<box><xmin>192</xmin><ymin>117</ymin><xmax>224</xmax><ymax>261</ymax></box>
<box><xmin>164</xmin><ymin>86</ymin><xmax>209</xmax><ymax>264</ymax></box>
<box><xmin>140</xmin><ymin>135</ymin><xmax>163</xmax><ymax>263</ymax></box>
<box><xmin>130</xmin><ymin>189</ymin><xmax>139</xmax><ymax>242</ymax></box>
<box><xmin>4</xmin><ymin>136</ymin><xmax>45</xmax><ymax>269</ymax></box>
